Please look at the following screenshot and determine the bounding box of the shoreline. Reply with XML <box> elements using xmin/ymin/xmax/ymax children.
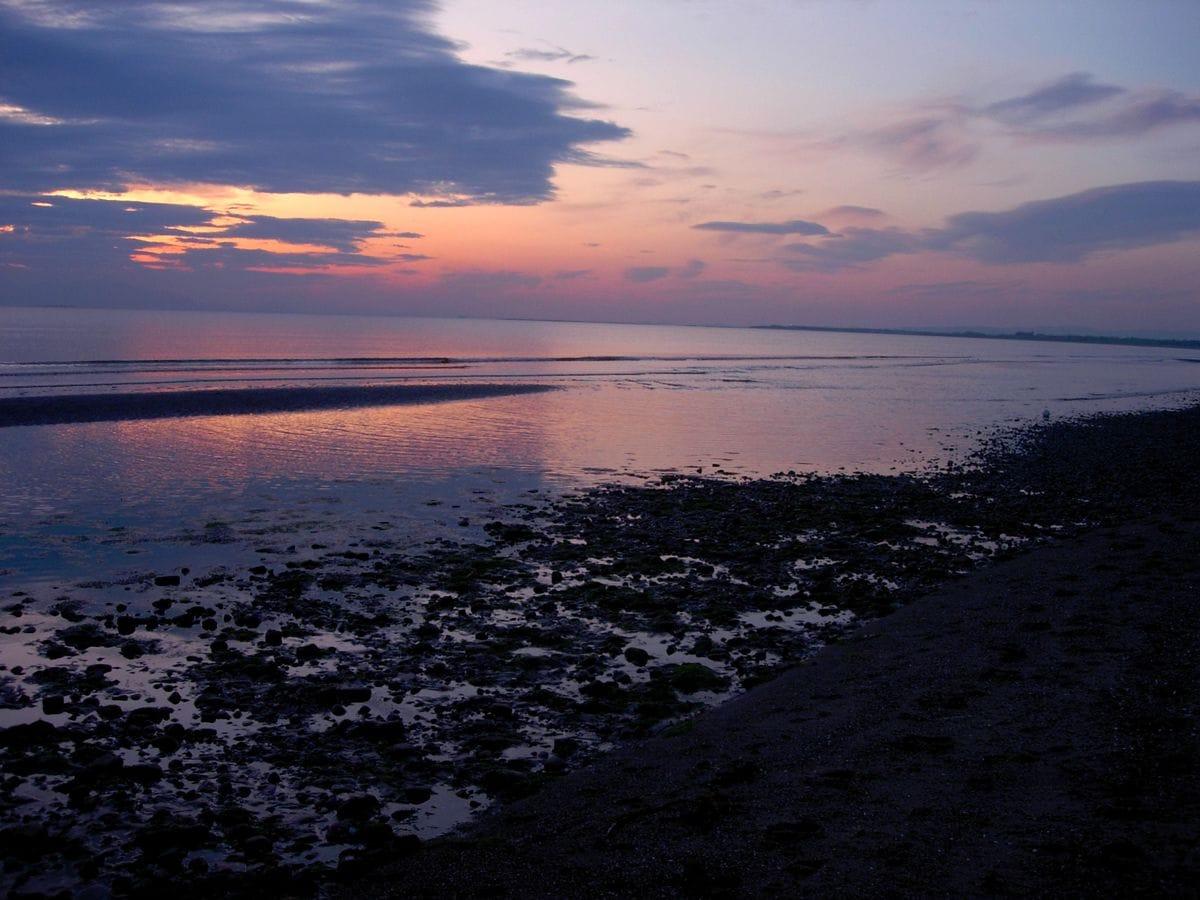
<box><xmin>0</xmin><ymin>383</ymin><xmax>554</xmax><ymax>428</ymax></box>
<box><xmin>2</xmin><ymin>403</ymin><xmax>1199</xmax><ymax>896</ymax></box>
<box><xmin>349</xmin><ymin>511</ymin><xmax>1200</xmax><ymax>897</ymax></box>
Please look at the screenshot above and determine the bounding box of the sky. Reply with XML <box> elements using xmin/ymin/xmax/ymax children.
<box><xmin>1</xmin><ymin>0</ymin><xmax>1199</xmax><ymax>335</ymax></box>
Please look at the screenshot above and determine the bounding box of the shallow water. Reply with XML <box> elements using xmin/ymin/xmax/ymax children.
<box><xmin>2</xmin><ymin>307</ymin><xmax>1199</xmax><ymax>582</ymax></box>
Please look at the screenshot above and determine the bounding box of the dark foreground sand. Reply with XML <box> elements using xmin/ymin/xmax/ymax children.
<box><xmin>349</xmin><ymin>514</ymin><xmax>1200</xmax><ymax>898</ymax></box>
<box><xmin>0</xmin><ymin>383</ymin><xmax>552</xmax><ymax>427</ymax></box>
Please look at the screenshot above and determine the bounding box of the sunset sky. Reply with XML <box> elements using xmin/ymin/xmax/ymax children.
<box><xmin>2</xmin><ymin>0</ymin><xmax>1199</xmax><ymax>334</ymax></box>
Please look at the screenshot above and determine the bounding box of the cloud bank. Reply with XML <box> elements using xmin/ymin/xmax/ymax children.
<box><xmin>0</xmin><ymin>0</ymin><xmax>629</xmax><ymax>202</ymax></box>
<box><xmin>782</xmin><ymin>181</ymin><xmax>1200</xmax><ymax>271</ymax></box>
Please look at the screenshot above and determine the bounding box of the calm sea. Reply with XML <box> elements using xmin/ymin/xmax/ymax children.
<box><xmin>2</xmin><ymin>305</ymin><xmax>1199</xmax><ymax>581</ymax></box>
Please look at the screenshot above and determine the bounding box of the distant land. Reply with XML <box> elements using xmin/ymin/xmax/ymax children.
<box><xmin>758</xmin><ymin>324</ymin><xmax>1200</xmax><ymax>352</ymax></box>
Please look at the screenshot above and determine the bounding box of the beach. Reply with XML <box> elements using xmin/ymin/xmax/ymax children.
<box><xmin>349</xmin><ymin>513</ymin><xmax>1200</xmax><ymax>898</ymax></box>
<box><xmin>2</xmin><ymin>400</ymin><xmax>1199</xmax><ymax>896</ymax></box>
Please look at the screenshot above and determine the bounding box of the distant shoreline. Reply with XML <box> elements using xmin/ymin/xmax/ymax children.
<box><xmin>757</xmin><ymin>323</ymin><xmax>1200</xmax><ymax>351</ymax></box>
<box><xmin>0</xmin><ymin>382</ymin><xmax>553</xmax><ymax>427</ymax></box>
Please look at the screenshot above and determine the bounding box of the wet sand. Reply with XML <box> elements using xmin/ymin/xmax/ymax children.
<box><xmin>349</xmin><ymin>514</ymin><xmax>1200</xmax><ymax>898</ymax></box>
<box><xmin>0</xmin><ymin>383</ymin><xmax>553</xmax><ymax>427</ymax></box>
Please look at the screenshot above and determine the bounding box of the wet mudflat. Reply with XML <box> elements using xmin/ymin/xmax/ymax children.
<box><xmin>2</xmin><ymin>403</ymin><xmax>1199</xmax><ymax>897</ymax></box>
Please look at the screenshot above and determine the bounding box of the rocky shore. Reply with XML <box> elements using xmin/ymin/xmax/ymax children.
<box><xmin>2</xmin><ymin>403</ymin><xmax>1199</xmax><ymax>897</ymax></box>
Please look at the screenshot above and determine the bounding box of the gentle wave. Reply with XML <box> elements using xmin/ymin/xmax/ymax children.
<box><xmin>0</xmin><ymin>352</ymin><xmax>961</xmax><ymax>376</ymax></box>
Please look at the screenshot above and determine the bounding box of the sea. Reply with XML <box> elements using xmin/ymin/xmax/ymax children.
<box><xmin>2</xmin><ymin>304</ymin><xmax>1199</xmax><ymax>584</ymax></box>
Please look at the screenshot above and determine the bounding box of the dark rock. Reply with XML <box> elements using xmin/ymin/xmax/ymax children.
<box><xmin>624</xmin><ymin>646</ymin><xmax>651</xmax><ymax>666</ymax></box>
<box><xmin>0</xmin><ymin>719</ymin><xmax>60</xmax><ymax>749</ymax></box>
<box><xmin>552</xmin><ymin>737</ymin><xmax>580</xmax><ymax>758</ymax></box>
<box><xmin>403</xmin><ymin>786</ymin><xmax>432</xmax><ymax>805</ymax></box>
<box><xmin>337</xmin><ymin>793</ymin><xmax>382</xmax><ymax>821</ymax></box>
<box><xmin>154</xmin><ymin>575</ymin><xmax>181</xmax><ymax>587</ymax></box>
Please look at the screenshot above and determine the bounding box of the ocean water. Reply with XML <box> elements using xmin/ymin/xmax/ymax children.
<box><xmin>1</xmin><ymin>305</ymin><xmax>1199</xmax><ymax>582</ymax></box>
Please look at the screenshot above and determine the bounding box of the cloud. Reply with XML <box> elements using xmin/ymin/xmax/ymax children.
<box><xmin>983</xmin><ymin>72</ymin><xmax>1124</xmax><ymax>124</ymax></box>
<box><xmin>843</xmin><ymin>72</ymin><xmax>1200</xmax><ymax>172</ymax></box>
<box><xmin>823</xmin><ymin>205</ymin><xmax>886</xmax><ymax>220</ymax></box>
<box><xmin>857</xmin><ymin>113</ymin><xmax>979</xmax><ymax>171</ymax></box>
<box><xmin>782</xmin><ymin>227</ymin><xmax>920</xmax><ymax>272</ymax></box>
<box><xmin>0</xmin><ymin>192</ymin><xmax>405</xmax><ymax>273</ymax></box>
<box><xmin>693</xmin><ymin>218</ymin><xmax>829</xmax><ymax>236</ymax></box>
<box><xmin>1019</xmin><ymin>89</ymin><xmax>1200</xmax><ymax>140</ymax></box>
<box><xmin>0</xmin><ymin>0</ymin><xmax>629</xmax><ymax>202</ymax></box>
<box><xmin>409</xmin><ymin>199</ymin><xmax>476</xmax><ymax>208</ymax></box>
<box><xmin>220</xmin><ymin>215</ymin><xmax>390</xmax><ymax>252</ymax></box>
<box><xmin>930</xmin><ymin>180</ymin><xmax>1200</xmax><ymax>263</ymax></box>
<box><xmin>553</xmin><ymin>268</ymin><xmax>592</xmax><ymax>280</ymax></box>
<box><xmin>505</xmin><ymin>45</ymin><xmax>596</xmax><ymax>65</ymax></box>
<box><xmin>780</xmin><ymin>180</ymin><xmax>1200</xmax><ymax>271</ymax></box>
<box><xmin>679</xmin><ymin>259</ymin><xmax>706</xmax><ymax>278</ymax></box>
<box><xmin>624</xmin><ymin>266</ymin><xmax>671</xmax><ymax>283</ymax></box>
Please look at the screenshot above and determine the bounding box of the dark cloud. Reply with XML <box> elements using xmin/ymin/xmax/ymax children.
<box><xmin>553</xmin><ymin>269</ymin><xmax>592</xmax><ymax>280</ymax></box>
<box><xmin>693</xmin><ymin>219</ymin><xmax>829</xmax><ymax>236</ymax></box>
<box><xmin>0</xmin><ymin>0</ymin><xmax>629</xmax><ymax>202</ymax></box>
<box><xmin>823</xmin><ymin>205</ymin><xmax>885</xmax><ymax>219</ymax></box>
<box><xmin>169</xmin><ymin>243</ymin><xmax>392</xmax><ymax>270</ymax></box>
<box><xmin>679</xmin><ymin>259</ymin><xmax>706</xmax><ymax>278</ymax></box>
<box><xmin>782</xmin><ymin>227</ymin><xmax>919</xmax><ymax>272</ymax></box>
<box><xmin>1019</xmin><ymin>89</ymin><xmax>1200</xmax><ymax>140</ymax></box>
<box><xmin>780</xmin><ymin>181</ymin><xmax>1200</xmax><ymax>271</ymax></box>
<box><xmin>0</xmin><ymin>192</ymin><xmax>399</xmax><ymax>273</ymax></box>
<box><xmin>930</xmin><ymin>180</ymin><xmax>1200</xmax><ymax>263</ymax></box>
<box><xmin>624</xmin><ymin>266</ymin><xmax>670</xmax><ymax>283</ymax></box>
<box><xmin>409</xmin><ymin>199</ymin><xmax>477</xmax><ymax>208</ymax></box>
<box><xmin>221</xmin><ymin>215</ymin><xmax>388</xmax><ymax>252</ymax></box>
<box><xmin>984</xmin><ymin>72</ymin><xmax>1124</xmax><ymax>124</ymax></box>
<box><xmin>505</xmin><ymin>46</ymin><xmax>596</xmax><ymax>65</ymax></box>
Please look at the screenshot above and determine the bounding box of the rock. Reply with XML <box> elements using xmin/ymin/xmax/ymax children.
<box><xmin>551</xmin><ymin>737</ymin><xmax>579</xmax><ymax>758</ymax></box>
<box><xmin>337</xmin><ymin>793</ymin><xmax>381</xmax><ymax>821</ymax></box>
<box><xmin>242</xmin><ymin>834</ymin><xmax>274</xmax><ymax>859</ymax></box>
<box><xmin>41</xmin><ymin>695</ymin><xmax>65</xmax><ymax>715</ymax></box>
<box><xmin>403</xmin><ymin>786</ymin><xmax>432</xmax><ymax>805</ymax></box>
<box><xmin>123</xmin><ymin>763</ymin><xmax>164</xmax><ymax>785</ymax></box>
<box><xmin>76</xmin><ymin>751</ymin><xmax>124</xmax><ymax>784</ymax></box>
<box><xmin>263</xmin><ymin>629</ymin><xmax>283</xmax><ymax>647</ymax></box>
<box><xmin>0</xmin><ymin>720</ymin><xmax>60</xmax><ymax>749</ymax></box>
<box><xmin>667</xmin><ymin>663</ymin><xmax>728</xmax><ymax>694</ymax></box>
<box><xmin>153</xmin><ymin>575</ymin><xmax>181</xmax><ymax>587</ymax></box>
<box><xmin>623</xmin><ymin>646</ymin><xmax>651</xmax><ymax>666</ymax></box>
<box><xmin>296</xmin><ymin>643</ymin><xmax>323</xmax><ymax>662</ymax></box>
